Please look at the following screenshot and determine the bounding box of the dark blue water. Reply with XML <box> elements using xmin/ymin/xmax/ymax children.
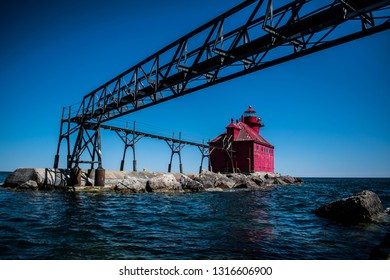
<box><xmin>0</xmin><ymin>172</ymin><xmax>389</xmax><ymax>259</ymax></box>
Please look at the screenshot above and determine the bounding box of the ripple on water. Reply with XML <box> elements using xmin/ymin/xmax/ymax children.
<box><xmin>0</xmin><ymin>178</ymin><xmax>389</xmax><ymax>259</ymax></box>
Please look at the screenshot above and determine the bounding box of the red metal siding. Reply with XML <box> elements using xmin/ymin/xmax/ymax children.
<box><xmin>253</xmin><ymin>143</ymin><xmax>274</xmax><ymax>172</ymax></box>
<box><xmin>210</xmin><ymin>141</ymin><xmax>274</xmax><ymax>173</ymax></box>
<box><xmin>233</xmin><ymin>141</ymin><xmax>252</xmax><ymax>172</ymax></box>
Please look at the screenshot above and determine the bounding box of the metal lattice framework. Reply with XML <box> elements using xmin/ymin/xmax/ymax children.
<box><xmin>55</xmin><ymin>0</ymin><xmax>390</xmax><ymax>171</ymax></box>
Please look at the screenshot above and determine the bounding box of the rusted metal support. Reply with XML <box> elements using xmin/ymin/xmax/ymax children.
<box><xmin>120</xmin><ymin>144</ymin><xmax>139</xmax><ymax>171</ymax></box>
<box><xmin>69</xmin><ymin>167</ymin><xmax>81</xmax><ymax>186</ymax></box>
<box><xmin>95</xmin><ymin>167</ymin><xmax>105</xmax><ymax>186</ymax></box>
<box><xmin>120</xmin><ymin>146</ymin><xmax>128</xmax><ymax>171</ymax></box>
<box><xmin>103</xmin><ymin>123</ymin><xmax>210</xmax><ymax>172</ymax></box>
<box><xmin>115</xmin><ymin>121</ymin><xmax>144</xmax><ymax>171</ymax></box>
<box><xmin>66</xmin><ymin>122</ymin><xmax>104</xmax><ymax>179</ymax></box>
<box><xmin>198</xmin><ymin>140</ymin><xmax>209</xmax><ymax>174</ymax></box>
<box><xmin>54</xmin><ymin>106</ymin><xmax>72</xmax><ymax>169</ymax></box>
<box><xmin>166</xmin><ymin>133</ymin><xmax>185</xmax><ymax>173</ymax></box>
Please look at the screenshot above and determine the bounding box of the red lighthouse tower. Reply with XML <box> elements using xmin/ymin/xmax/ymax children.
<box><xmin>209</xmin><ymin>106</ymin><xmax>274</xmax><ymax>173</ymax></box>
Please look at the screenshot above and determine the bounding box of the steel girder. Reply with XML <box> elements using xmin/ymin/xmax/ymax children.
<box><xmin>69</xmin><ymin>0</ymin><xmax>390</xmax><ymax>124</ymax></box>
<box><xmin>56</xmin><ymin>0</ymin><xmax>390</xmax><ymax>170</ymax></box>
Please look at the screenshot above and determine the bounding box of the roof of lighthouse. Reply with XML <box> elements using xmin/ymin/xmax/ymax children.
<box><xmin>237</xmin><ymin>122</ymin><xmax>273</xmax><ymax>146</ymax></box>
<box><xmin>210</xmin><ymin>121</ymin><xmax>274</xmax><ymax>148</ymax></box>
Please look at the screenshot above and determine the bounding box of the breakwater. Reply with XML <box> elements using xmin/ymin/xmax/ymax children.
<box><xmin>2</xmin><ymin>168</ymin><xmax>302</xmax><ymax>193</ymax></box>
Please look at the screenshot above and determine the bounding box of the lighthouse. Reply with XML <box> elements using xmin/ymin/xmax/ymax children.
<box><xmin>209</xmin><ymin>106</ymin><xmax>274</xmax><ymax>173</ymax></box>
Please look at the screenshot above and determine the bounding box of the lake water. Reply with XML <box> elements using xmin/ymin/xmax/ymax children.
<box><xmin>0</xmin><ymin>172</ymin><xmax>389</xmax><ymax>259</ymax></box>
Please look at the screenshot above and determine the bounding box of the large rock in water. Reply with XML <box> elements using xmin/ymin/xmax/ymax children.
<box><xmin>4</xmin><ymin>168</ymin><xmax>69</xmax><ymax>189</ymax></box>
<box><xmin>315</xmin><ymin>190</ymin><xmax>384</xmax><ymax>224</ymax></box>
<box><xmin>146</xmin><ymin>174</ymin><xmax>182</xmax><ymax>193</ymax></box>
<box><xmin>193</xmin><ymin>171</ymin><xmax>222</xmax><ymax>189</ymax></box>
<box><xmin>179</xmin><ymin>175</ymin><xmax>205</xmax><ymax>192</ymax></box>
<box><xmin>112</xmin><ymin>176</ymin><xmax>148</xmax><ymax>193</ymax></box>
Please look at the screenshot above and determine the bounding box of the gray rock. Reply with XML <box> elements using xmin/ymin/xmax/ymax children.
<box><xmin>146</xmin><ymin>174</ymin><xmax>183</xmax><ymax>193</ymax></box>
<box><xmin>264</xmin><ymin>173</ymin><xmax>277</xmax><ymax>180</ymax></box>
<box><xmin>226</xmin><ymin>173</ymin><xmax>248</xmax><ymax>188</ymax></box>
<box><xmin>248</xmin><ymin>175</ymin><xmax>266</xmax><ymax>187</ymax></box>
<box><xmin>214</xmin><ymin>176</ymin><xmax>236</xmax><ymax>189</ymax></box>
<box><xmin>4</xmin><ymin>168</ymin><xmax>37</xmax><ymax>189</ymax></box>
<box><xmin>206</xmin><ymin>187</ymin><xmax>224</xmax><ymax>192</ymax></box>
<box><xmin>275</xmin><ymin>177</ymin><xmax>288</xmax><ymax>185</ymax></box>
<box><xmin>113</xmin><ymin>177</ymin><xmax>147</xmax><ymax>193</ymax></box>
<box><xmin>193</xmin><ymin>171</ymin><xmax>222</xmax><ymax>189</ymax></box>
<box><xmin>245</xmin><ymin>178</ymin><xmax>263</xmax><ymax>189</ymax></box>
<box><xmin>19</xmin><ymin>179</ymin><xmax>39</xmax><ymax>190</ymax></box>
<box><xmin>281</xmin><ymin>175</ymin><xmax>297</xmax><ymax>184</ymax></box>
<box><xmin>4</xmin><ymin>168</ymin><xmax>69</xmax><ymax>189</ymax></box>
<box><xmin>315</xmin><ymin>190</ymin><xmax>384</xmax><ymax>224</ymax></box>
<box><xmin>180</xmin><ymin>175</ymin><xmax>205</xmax><ymax>192</ymax></box>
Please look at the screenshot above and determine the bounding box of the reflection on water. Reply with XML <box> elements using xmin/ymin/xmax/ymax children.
<box><xmin>0</xmin><ymin>178</ymin><xmax>389</xmax><ymax>259</ymax></box>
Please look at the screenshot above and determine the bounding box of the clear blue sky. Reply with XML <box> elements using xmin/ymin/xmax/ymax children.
<box><xmin>0</xmin><ymin>0</ymin><xmax>389</xmax><ymax>177</ymax></box>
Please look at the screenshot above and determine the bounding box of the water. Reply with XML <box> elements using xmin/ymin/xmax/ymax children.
<box><xmin>0</xmin><ymin>172</ymin><xmax>389</xmax><ymax>259</ymax></box>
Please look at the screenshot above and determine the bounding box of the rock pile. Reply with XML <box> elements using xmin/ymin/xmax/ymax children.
<box><xmin>2</xmin><ymin>168</ymin><xmax>302</xmax><ymax>193</ymax></box>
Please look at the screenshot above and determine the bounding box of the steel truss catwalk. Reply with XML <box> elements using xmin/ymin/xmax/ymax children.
<box><xmin>55</xmin><ymin>0</ymin><xmax>390</xmax><ymax>171</ymax></box>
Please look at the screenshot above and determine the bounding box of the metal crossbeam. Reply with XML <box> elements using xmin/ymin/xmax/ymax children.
<box><xmin>69</xmin><ymin>0</ymin><xmax>390</xmax><ymax>124</ymax></box>
<box><xmin>101</xmin><ymin>124</ymin><xmax>207</xmax><ymax>173</ymax></box>
<box><xmin>101</xmin><ymin>124</ymin><xmax>207</xmax><ymax>148</ymax></box>
<box><xmin>55</xmin><ymin>0</ymin><xmax>390</xmax><ymax>171</ymax></box>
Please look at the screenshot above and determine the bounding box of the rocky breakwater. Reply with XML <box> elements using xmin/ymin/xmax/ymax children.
<box><xmin>2</xmin><ymin>168</ymin><xmax>302</xmax><ymax>193</ymax></box>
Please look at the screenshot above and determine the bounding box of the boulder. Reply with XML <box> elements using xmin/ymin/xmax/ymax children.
<box><xmin>4</xmin><ymin>168</ymin><xmax>69</xmax><ymax>189</ymax></box>
<box><xmin>180</xmin><ymin>175</ymin><xmax>205</xmax><ymax>192</ymax></box>
<box><xmin>281</xmin><ymin>175</ymin><xmax>300</xmax><ymax>184</ymax></box>
<box><xmin>146</xmin><ymin>174</ymin><xmax>183</xmax><ymax>193</ymax></box>
<box><xmin>315</xmin><ymin>190</ymin><xmax>384</xmax><ymax>224</ymax></box>
<box><xmin>214</xmin><ymin>176</ymin><xmax>236</xmax><ymax>189</ymax></box>
<box><xmin>245</xmin><ymin>178</ymin><xmax>262</xmax><ymax>189</ymax></box>
<box><xmin>248</xmin><ymin>174</ymin><xmax>266</xmax><ymax>187</ymax></box>
<box><xmin>113</xmin><ymin>177</ymin><xmax>147</xmax><ymax>193</ymax></box>
<box><xmin>226</xmin><ymin>173</ymin><xmax>248</xmax><ymax>188</ymax></box>
<box><xmin>264</xmin><ymin>173</ymin><xmax>278</xmax><ymax>179</ymax></box>
<box><xmin>293</xmin><ymin>177</ymin><xmax>303</xmax><ymax>183</ymax></box>
<box><xmin>19</xmin><ymin>179</ymin><xmax>39</xmax><ymax>190</ymax></box>
<box><xmin>275</xmin><ymin>177</ymin><xmax>288</xmax><ymax>185</ymax></box>
<box><xmin>193</xmin><ymin>171</ymin><xmax>222</xmax><ymax>189</ymax></box>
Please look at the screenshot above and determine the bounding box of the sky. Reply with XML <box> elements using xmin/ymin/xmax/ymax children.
<box><xmin>0</xmin><ymin>0</ymin><xmax>389</xmax><ymax>177</ymax></box>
